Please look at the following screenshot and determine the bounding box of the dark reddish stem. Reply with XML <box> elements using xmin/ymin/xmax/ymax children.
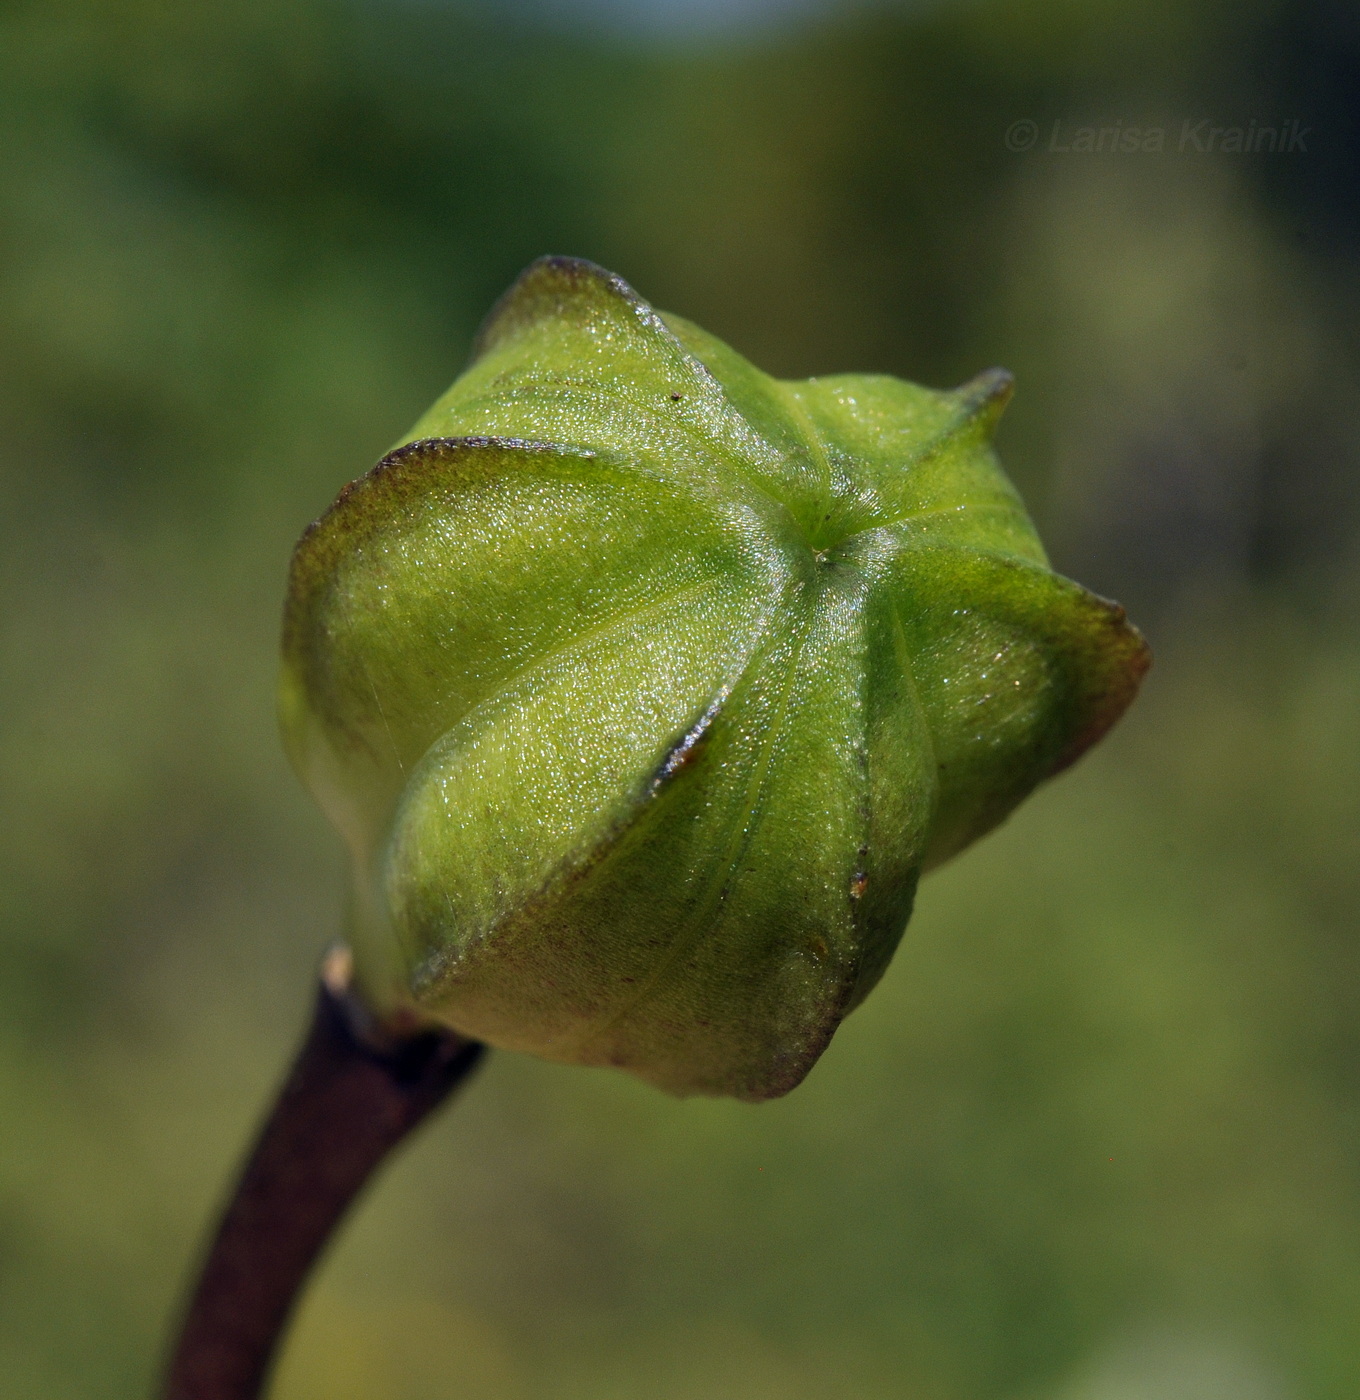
<box><xmin>160</xmin><ymin>948</ymin><xmax>485</xmax><ymax>1400</ymax></box>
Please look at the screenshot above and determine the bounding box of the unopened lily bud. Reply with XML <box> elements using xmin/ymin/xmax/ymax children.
<box><xmin>279</xmin><ymin>257</ymin><xmax>1148</xmax><ymax>1101</ymax></box>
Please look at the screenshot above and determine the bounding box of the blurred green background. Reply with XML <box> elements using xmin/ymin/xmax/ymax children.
<box><xmin>3</xmin><ymin>0</ymin><xmax>1360</xmax><ymax>1396</ymax></box>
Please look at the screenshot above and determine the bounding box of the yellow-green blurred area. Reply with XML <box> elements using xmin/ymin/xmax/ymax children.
<box><xmin>3</xmin><ymin>0</ymin><xmax>1360</xmax><ymax>1395</ymax></box>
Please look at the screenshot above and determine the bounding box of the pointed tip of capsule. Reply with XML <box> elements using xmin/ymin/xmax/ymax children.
<box><xmin>469</xmin><ymin>254</ymin><xmax>650</xmax><ymax>365</ymax></box>
<box><xmin>953</xmin><ymin>367</ymin><xmax>1015</xmax><ymax>436</ymax></box>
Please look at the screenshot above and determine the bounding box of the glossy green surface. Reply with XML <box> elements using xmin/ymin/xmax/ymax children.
<box><xmin>280</xmin><ymin>258</ymin><xmax>1148</xmax><ymax>1099</ymax></box>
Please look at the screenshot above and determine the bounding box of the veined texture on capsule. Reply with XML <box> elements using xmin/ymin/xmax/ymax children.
<box><xmin>280</xmin><ymin>256</ymin><xmax>1149</xmax><ymax>1101</ymax></box>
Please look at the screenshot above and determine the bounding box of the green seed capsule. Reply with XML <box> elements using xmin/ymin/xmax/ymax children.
<box><xmin>280</xmin><ymin>257</ymin><xmax>1149</xmax><ymax>1101</ymax></box>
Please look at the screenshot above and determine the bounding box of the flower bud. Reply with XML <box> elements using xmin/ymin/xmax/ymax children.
<box><xmin>280</xmin><ymin>257</ymin><xmax>1148</xmax><ymax>1101</ymax></box>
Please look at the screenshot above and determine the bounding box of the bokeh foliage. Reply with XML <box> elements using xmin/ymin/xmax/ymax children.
<box><xmin>1</xmin><ymin>0</ymin><xmax>1358</xmax><ymax>1396</ymax></box>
